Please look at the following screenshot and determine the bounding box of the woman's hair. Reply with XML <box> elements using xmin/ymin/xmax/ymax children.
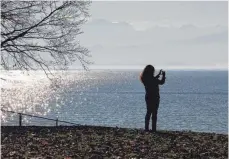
<box><xmin>141</xmin><ymin>65</ymin><xmax>155</xmax><ymax>82</ymax></box>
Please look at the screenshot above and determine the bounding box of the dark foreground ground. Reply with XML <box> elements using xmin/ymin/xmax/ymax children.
<box><xmin>1</xmin><ymin>126</ymin><xmax>228</xmax><ymax>159</ymax></box>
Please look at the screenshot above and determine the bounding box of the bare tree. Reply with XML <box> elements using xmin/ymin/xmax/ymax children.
<box><xmin>1</xmin><ymin>1</ymin><xmax>91</xmax><ymax>75</ymax></box>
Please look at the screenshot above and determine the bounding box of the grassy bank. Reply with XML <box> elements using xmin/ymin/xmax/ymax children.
<box><xmin>1</xmin><ymin>126</ymin><xmax>228</xmax><ymax>158</ymax></box>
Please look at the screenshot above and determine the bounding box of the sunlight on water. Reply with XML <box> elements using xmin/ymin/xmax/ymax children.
<box><xmin>0</xmin><ymin>70</ymin><xmax>91</xmax><ymax>123</ymax></box>
<box><xmin>1</xmin><ymin>70</ymin><xmax>227</xmax><ymax>134</ymax></box>
<box><xmin>0</xmin><ymin>69</ymin><xmax>130</xmax><ymax>125</ymax></box>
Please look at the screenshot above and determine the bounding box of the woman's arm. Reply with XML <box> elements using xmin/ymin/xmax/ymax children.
<box><xmin>157</xmin><ymin>71</ymin><xmax>166</xmax><ymax>85</ymax></box>
<box><xmin>155</xmin><ymin>69</ymin><xmax>162</xmax><ymax>79</ymax></box>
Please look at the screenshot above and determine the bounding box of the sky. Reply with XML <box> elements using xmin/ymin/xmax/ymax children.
<box><xmin>76</xmin><ymin>1</ymin><xmax>228</xmax><ymax>69</ymax></box>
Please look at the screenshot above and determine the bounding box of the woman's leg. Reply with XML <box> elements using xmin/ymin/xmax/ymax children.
<box><xmin>152</xmin><ymin>99</ymin><xmax>160</xmax><ymax>132</ymax></box>
<box><xmin>145</xmin><ymin>108</ymin><xmax>151</xmax><ymax>131</ymax></box>
<box><xmin>145</xmin><ymin>96</ymin><xmax>152</xmax><ymax>131</ymax></box>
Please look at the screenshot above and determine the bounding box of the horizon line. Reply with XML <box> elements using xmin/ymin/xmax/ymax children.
<box><xmin>84</xmin><ymin>65</ymin><xmax>228</xmax><ymax>70</ymax></box>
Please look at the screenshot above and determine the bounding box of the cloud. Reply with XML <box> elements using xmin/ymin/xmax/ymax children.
<box><xmin>81</xmin><ymin>19</ymin><xmax>228</xmax><ymax>45</ymax></box>
<box><xmin>187</xmin><ymin>31</ymin><xmax>228</xmax><ymax>44</ymax></box>
<box><xmin>83</xmin><ymin>19</ymin><xmax>135</xmax><ymax>34</ymax></box>
<box><xmin>179</xmin><ymin>24</ymin><xmax>197</xmax><ymax>30</ymax></box>
<box><xmin>171</xmin><ymin>30</ymin><xmax>228</xmax><ymax>45</ymax></box>
<box><xmin>77</xmin><ymin>18</ymin><xmax>228</xmax><ymax>67</ymax></box>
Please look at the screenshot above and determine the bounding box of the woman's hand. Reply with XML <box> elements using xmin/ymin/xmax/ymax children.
<box><xmin>159</xmin><ymin>69</ymin><xmax>163</xmax><ymax>75</ymax></box>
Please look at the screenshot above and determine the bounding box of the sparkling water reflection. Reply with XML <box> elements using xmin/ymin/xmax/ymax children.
<box><xmin>1</xmin><ymin>70</ymin><xmax>228</xmax><ymax>134</ymax></box>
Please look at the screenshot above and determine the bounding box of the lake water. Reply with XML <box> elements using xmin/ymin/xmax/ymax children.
<box><xmin>1</xmin><ymin>70</ymin><xmax>228</xmax><ymax>134</ymax></box>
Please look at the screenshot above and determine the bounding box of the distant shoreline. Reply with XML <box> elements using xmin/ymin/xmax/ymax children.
<box><xmin>0</xmin><ymin>68</ymin><xmax>228</xmax><ymax>72</ymax></box>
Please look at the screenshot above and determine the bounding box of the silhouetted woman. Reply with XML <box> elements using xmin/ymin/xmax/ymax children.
<box><xmin>140</xmin><ymin>65</ymin><xmax>166</xmax><ymax>132</ymax></box>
